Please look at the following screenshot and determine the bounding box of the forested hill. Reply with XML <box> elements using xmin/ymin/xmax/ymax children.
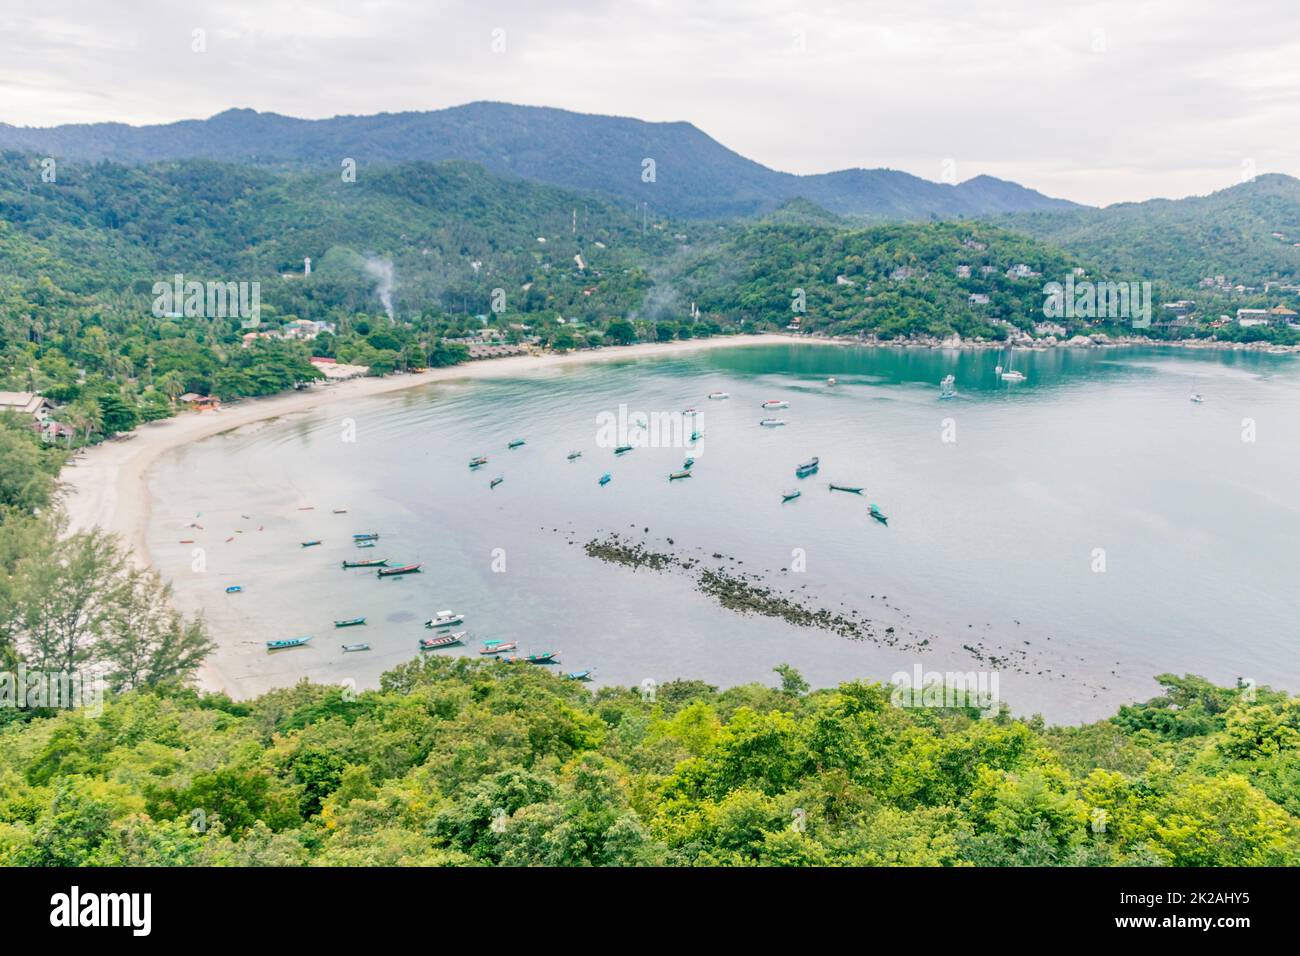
<box><xmin>0</xmin><ymin>102</ymin><xmax>1080</xmax><ymax>220</ymax></box>
<box><xmin>999</xmin><ymin>174</ymin><xmax>1300</xmax><ymax>288</ymax></box>
<box><xmin>0</xmin><ymin>659</ymin><xmax>1295</xmax><ymax>866</ymax></box>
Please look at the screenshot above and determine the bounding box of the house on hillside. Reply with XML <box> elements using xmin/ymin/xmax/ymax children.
<box><xmin>1236</xmin><ymin>309</ymin><xmax>1271</xmax><ymax>328</ymax></box>
<box><xmin>0</xmin><ymin>391</ymin><xmax>54</xmax><ymax>423</ymax></box>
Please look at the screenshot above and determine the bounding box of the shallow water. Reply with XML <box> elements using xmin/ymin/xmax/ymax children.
<box><xmin>146</xmin><ymin>344</ymin><xmax>1300</xmax><ymax>722</ymax></box>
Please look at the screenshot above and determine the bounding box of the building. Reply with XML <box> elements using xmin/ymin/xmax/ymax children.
<box><xmin>954</xmin><ymin>265</ymin><xmax>971</xmax><ymax>278</ymax></box>
<box><xmin>0</xmin><ymin>391</ymin><xmax>54</xmax><ymax>422</ymax></box>
<box><xmin>178</xmin><ymin>393</ymin><xmax>221</xmax><ymax>411</ymax></box>
<box><xmin>1236</xmin><ymin>309</ymin><xmax>1271</xmax><ymax>328</ymax></box>
<box><xmin>968</xmin><ymin>293</ymin><xmax>990</xmax><ymax>306</ymax></box>
<box><xmin>1269</xmin><ymin>306</ymin><xmax>1298</xmax><ymax>326</ymax></box>
<box><xmin>308</xmin><ymin>356</ymin><xmax>369</xmax><ymax>381</ymax></box>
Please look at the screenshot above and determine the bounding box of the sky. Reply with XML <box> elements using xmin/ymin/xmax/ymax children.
<box><xmin>1</xmin><ymin>0</ymin><xmax>1298</xmax><ymax>207</ymax></box>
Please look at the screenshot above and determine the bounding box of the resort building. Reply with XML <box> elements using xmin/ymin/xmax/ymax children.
<box><xmin>0</xmin><ymin>391</ymin><xmax>54</xmax><ymax>423</ymax></box>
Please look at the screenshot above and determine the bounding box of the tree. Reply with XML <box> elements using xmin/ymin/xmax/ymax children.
<box><xmin>97</xmin><ymin>567</ymin><xmax>214</xmax><ymax>692</ymax></box>
<box><xmin>605</xmin><ymin>319</ymin><xmax>636</xmax><ymax>345</ymax></box>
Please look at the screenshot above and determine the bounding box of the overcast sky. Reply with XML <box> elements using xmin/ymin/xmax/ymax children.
<box><xmin>1</xmin><ymin>0</ymin><xmax>1297</xmax><ymax>206</ymax></box>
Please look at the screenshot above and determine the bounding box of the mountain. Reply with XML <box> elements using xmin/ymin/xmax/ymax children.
<box><xmin>0</xmin><ymin>102</ymin><xmax>1081</xmax><ymax>220</ymax></box>
<box><xmin>999</xmin><ymin>174</ymin><xmax>1300</xmax><ymax>287</ymax></box>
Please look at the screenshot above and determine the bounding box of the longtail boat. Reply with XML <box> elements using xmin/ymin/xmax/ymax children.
<box><xmin>469</xmin><ymin>456</ymin><xmax>488</xmax><ymax>468</ymax></box>
<box><xmin>301</xmin><ymin>540</ymin><xmax>322</xmax><ymax>547</ymax></box>
<box><xmin>668</xmin><ymin>470</ymin><xmax>691</xmax><ymax>481</ymax></box>
<box><xmin>333</xmin><ymin>617</ymin><xmax>366</xmax><ymax>628</ymax></box>
<box><xmin>598</xmin><ymin>472</ymin><xmax>612</xmax><ymax>486</ymax></box>
<box><xmin>378</xmin><ymin>564</ymin><xmax>422</xmax><ymax>577</ymax></box>
<box><xmin>425</xmin><ymin>611</ymin><xmax>464</xmax><ymax>629</ymax></box>
<box><xmin>490</xmin><ymin>476</ymin><xmax>504</xmax><ymax>489</ymax></box>
<box><xmin>797</xmin><ymin>457</ymin><xmax>820</xmax><ymax>471</ymax></box>
<box><xmin>566</xmin><ymin>670</ymin><xmax>594</xmax><ymax>681</ymax></box>
<box><xmin>420</xmin><ymin>632</ymin><xmax>466</xmax><ymax>650</ymax></box>
<box><xmin>683</xmin><ymin>457</ymin><xmax>695</xmax><ymax>469</ymax></box>
<box><xmin>179</xmin><ymin>539</ymin><xmax>195</xmax><ymax>543</ymax></box>
<box><xmin>759</xmin><ymin>418</ymin><xmax>786</xmax><ymax>427</ymax></box>
<box><xmin>524</xmin><ymin>652</ymin><xmax>559</xmax><ymax>664</ymax></box>
<box><xmin>352</xmin><ymin>532</ymin><xmax>380</xmax><ymax>541</ymax></box>
<box><xmin>333</xmin><ymin>508</ymin><xmax>348</xmax><ymax>514</ymax></box>
<box><xmin>761</xmin><ymin>399</ymin><xmax>789</xmax><ymax>409</ymax></box>
<box><xmin>690</xmin><ymin>431</ymin><xmax>703</xmax><ymax>441</ymax></box>
<box><xmin>267</xmin><ymin>636</ymin><xmax>312</xmax><ymax>650</ymax></box>
<box><xmin>782</xmin><ymin>490</ymin><xmax>801</xmax><ymax>502</ymax></box>
<box><xmin>567</xmin><ymin>451</ymin><xmax>582</xmax><ymax>460</ymax></box>
<box><xmin>356</xmin><ymin>540</ymin><xmax>377</xmax><ymax>548</ymax></box>
<box><xmin>225</xmin><ymin>585</ymin><xmax>243</xmax><ymax>593</ymax></box>
<box><xmin>508</xmin><ymin>438</ymin><xmax>526</xmax><ymax>449</ymax></box>
<box><xmin>342</xmin><ymin>558</ymin><xmax>388</xmax><ymax>568</ymax></box>
<box><xmin>869</xmin><ymin>504</ymin><xmax>889</xmax><ymax>525</ymax></box>
<box><xmin>341</xmin><ymin>643</ymin><xmax>370</xmax><ymax>652</ymax></box>
<box><xmin>614</xmin><ymin>444</ymin><xmax>633</xmax><ymax>455</ymax></box>
<box><xmin>479</xmin><ymin>641</ymin><xmax>518</xmax><ymax>655</ymax></box>
<box><xmin>829</xmin><ymin>484</ymin><xmax>864</xmax><ymax>495</ymax></box>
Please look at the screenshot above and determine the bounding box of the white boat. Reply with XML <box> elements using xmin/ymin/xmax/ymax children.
<box><xmin>940</xmin><ymin>374</ymin><xmax>956</xmax><ymax>399</ymax></box>
<box><xmin>1001</xmin><ymin>370</ymin><xmax>1026</xmax><ymax>383</ymax></box>
<box><xmin>708</xmin><ymin>391</ymin><xmax>729</xmax><ymax>400</ymax></box>
<box><xmin>759</xmin><ymin>418</ymin><xmax>787</xmax><ymax>427</ymax></box>
<box><xmin>826</xmin><ymin>377</ymin><xmax>837</xmax><ymax>386</ymax></box>
<box><xmin>761</xmin><ymin>399</ymin><xmax>789</xmax><ymax>409</ymax></box>
<box><xmin>1190</xmin><ymin>393</ymin><xmax>1204</xmax><ymax>403</ymax></box>
<box><xmin>424</xmin><ymin>610</ymin><xmax>465</xmax><ymax>629</ymax></box>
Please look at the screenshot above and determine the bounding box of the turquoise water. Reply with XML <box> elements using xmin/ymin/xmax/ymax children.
<box><xmin>146</xmin><ymin>344</ymin><xmax>1300</xmax><ymax>721</ymax></box>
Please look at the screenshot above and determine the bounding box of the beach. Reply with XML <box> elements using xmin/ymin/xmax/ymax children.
<box><xmin>59</xmin><ymin>335</ymin><xmax>795</xmax><ymax>561</ymax></box>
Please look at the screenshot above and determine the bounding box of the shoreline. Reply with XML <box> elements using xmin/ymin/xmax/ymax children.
<box><xmin>58</xmin><ymin>334</ymin><xmax>803</xmax><ymax>561</ymax></box>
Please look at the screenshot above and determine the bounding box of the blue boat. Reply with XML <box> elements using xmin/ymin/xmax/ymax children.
<box><xmin>301</xmin><ymin>540</ymin><xmax>322</xmax><ymax>548</ymax></box>
<box><xmin>599</xmin><ymin>472</ymin><xmax>612</xmax><ymax>486</ymax></box>
<box><xmin>869</xmin><ymin>503</ymin><xmax>889</xmax><ymax>525</ymax></box>
<box><xmin>566</xmin><ymin>670</ymin><xmax>594</xmax><ymax>681</ymax></box>
<box><xmin>352</xmin><ymin>532</ymin><xmax>379</xmax><ymax>541</ymax></box>
<box><xmin>683</xmin><ymin>457</ymin><xmax>695</xmax><ymax>469</ymax></box>
<box><xmin>508</xmin><ymin>438</ymin><xmax>526</xmax><ymax>449</ymax></box>
<box><xmin>267</xmin><ymin>636</ymin><xmax>312</xmax><ymax>650</ymax></box>
<box><xmin>225</xmin><ymin>585</ymin><xmax>242</xmax><ymax>593</ymax></box>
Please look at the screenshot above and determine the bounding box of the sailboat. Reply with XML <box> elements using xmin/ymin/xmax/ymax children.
<box><xmin>940</xmin><ymin>374</ymin><xmax>956</xmax><ymax>399</ymax></box>
<box><xmin>1000</xmin><ymin>352</ymin><xmax>1025</xmax><ymax>383</ymax></box>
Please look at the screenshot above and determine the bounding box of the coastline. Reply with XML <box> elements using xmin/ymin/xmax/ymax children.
<box><xmin>58</xmin><ymin>334</ymin><xmax>806</xmax><ymax>562</ymax></box>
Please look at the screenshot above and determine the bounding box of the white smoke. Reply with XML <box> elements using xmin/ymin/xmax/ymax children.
<box><xmin>363</xmin><ymin>257</ymin><xmax>395</xmax><ymax>320</ymax></box>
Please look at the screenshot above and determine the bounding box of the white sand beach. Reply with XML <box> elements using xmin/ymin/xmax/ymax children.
<box><xmin>59</xmin><ymin>334</ymin><xmax>799</xmax><ymax>561</ymax></box>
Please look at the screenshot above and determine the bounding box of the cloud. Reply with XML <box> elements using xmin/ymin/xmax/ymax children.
<box><xmin>1</xmin><ymin>0</ymin><xmax>1297</xmax><ymax>205</ymax></box>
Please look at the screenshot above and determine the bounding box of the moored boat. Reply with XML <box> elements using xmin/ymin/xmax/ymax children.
<box><xmin>225</xmin><ymin>585</ymin><xmax>242</xmax><ymax>593</ymax></box>
<box><xmin>508</xmin><ymin>438</ymin><xmax>526</xmax><ymax>449</ymax></box>
<box><xmin>796</xmin><ymin>456</ymin><xmax>819</xmax><ymax>471</ymax></box>
<box><xmin>479</xmin><ymin>641</ymin><xmax>518</xmax><ymax>655</ymax></box>
<box><xmin>782</xmin><ymin>489</ymin><xmax>801</xmax><ymax>502</ymax></box>
<box><xmin>333</xmin><ymin>508</ymin><xmax>349</xmax><ymax>514</ymax></box>
<box><xmin>940</xmin><ymin>374</ymin><xmax>956</xmax><ymax>399</ymax></box>
<box><xmin>759</xmin><ymin>418</ymin><xmax>786</xmax><ymax>427</ymax></box>
<box><xmin>567</xmin><ymin>450</ymin><xmax>583</xmax><ymax>460</ymax></box>
<box><xmin>378</xmin><ymin>564</ymin><xmax>422</xmax><ymax>577</ymax></box>
<box><xmin>668</xmin><ymin>470</ymin><xmax>692</xmax><ymax>481</ymax></box>
<box><xmin>614</xmin><ymin>444</ymin><xmax>633</xmax><ymax>454</ymax></box>
<box><xmin>352</xmin><ymin>532</ymin><xmax>379</xmax><ymax>541</ymax></box>
<box><xmin>829</xmin><ymin>483</ymin><xmax>864</xmax><ymax>495</ymax></box>
<box><xmin>683</xmin><ymin>456</ymin><xmax>695</xmax><ymax>469</ymax></box>
<box><xmin>301</xmin><ymin>540</ymin><xmax>322</xmax><ymax>547</ymax></box>
<box><xmin>425</xmin><ymin>610</ymin><xmax>464</xmax><ymax>628</ymax></box>
<box><xmin>341</xmin><ymin>643</ymin><xmax>370</xmax><ymax>652</ymax></box>
<box><xmin>566</xmin><ymin>670</ymin><xmax>594</xmax><ymax>681</ymax></box>
<box><xmin>469</xmin><ymin>456</ymin><xmax>488</xmax><ymax>468</ymax></box>
<box><xmin>334</xmin><ymin>617</ymin><xmax>366</xmax><ymax>628</ymax></box>
<box><xmin>1190</xmin><ymin>393</ymin><xmax>1204</xmax><ymax>403</ymax></box>
<box><xmin>524</xmin><ymin>652</ymin><xmax>559</xmax><ymax>664</ymax></box>
<box><xmin>356</xmin><ymin>540</ymin><xmax>377</xmax><ymax>549</ymax></box>
<box><xmin>761</xmin><ymin>399</ymin><xmax>789</xmax><ymax>409</ymax></box>
<box><xmin>342</xmin><ymin>558</ymin><xmax>388</xmax><ymax>568</ymax></box>
<box><xmin>490</xmin><ymin>476</ymin><xmax>504</xmax><ymax>489</ymax></box>
<box><xmin>420</xmin><ymin>632</ymin><xmax>467</xmax><ymax>650</ymax></box>
<box><xmin>599</xmin><ymin>472</ymin><xmax>612</xmax><ymax>486</ymax></box>
<box><xmin>708</xmin><ymin>391</ymin><xmax>729</xmax><ymax>400</ymax></box>
<box><xmin>267</xmin><ymin>636</ymin><xmax>312</xmax><ymax>650</ymax></box>
<box><xmin>869</xmin><ymin>504</ymin><xmax>889</xmax><ymax>525</ymax></box>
